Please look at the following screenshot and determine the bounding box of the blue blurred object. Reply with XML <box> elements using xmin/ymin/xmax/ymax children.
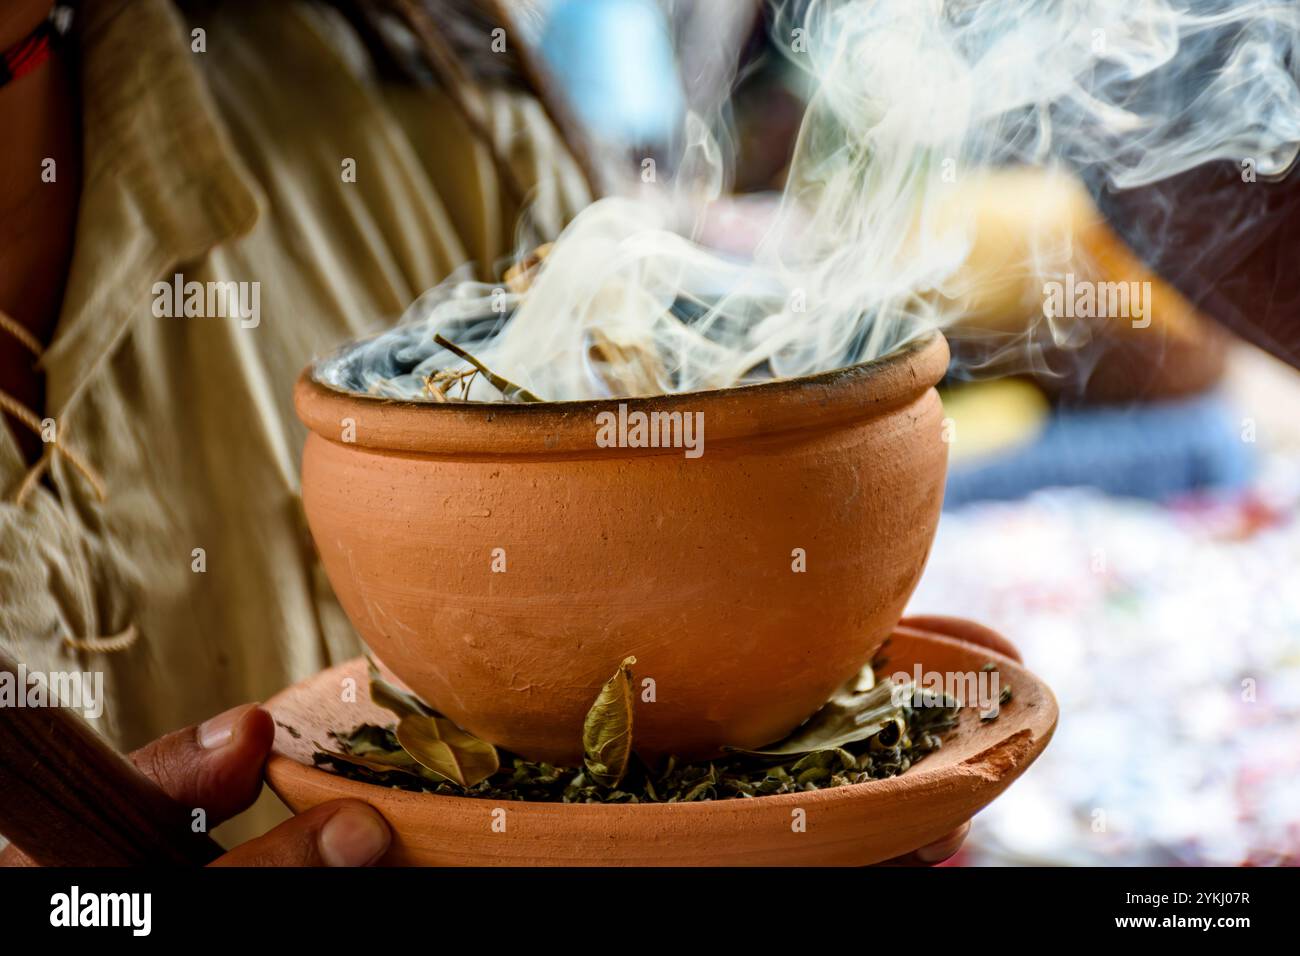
<box><xmin>944</xmin><ymin>392</ymin><xmax>1255</xmax><ymax>508</ymax></box>
<box><xmin>539</xmin><ymin>0</ymin><xmax>684</xmax><ymax>146</ymax></box>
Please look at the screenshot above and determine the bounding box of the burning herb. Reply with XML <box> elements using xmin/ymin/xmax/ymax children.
<box><xmin>586</xmin><ymin>329</ymin><xmax>666</xmax><ymax>398</ymax></box>
<box><xmin>434</xmin><ymin>334</ymin><xmax>542</xmax><ymax>403</ymax></box>
<box><xmin>502</xmin><ymin>242</ymin><xmax>552</xmax><ymax>294</ymax></box>
<box><xmin>422</xmin><ymin>366</ymin><xmax>478</xmax><ymax>402</ymax></box>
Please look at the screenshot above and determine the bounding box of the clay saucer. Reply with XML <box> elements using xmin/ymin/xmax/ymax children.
<box><xmin>265</xmin><ymin>618</ymin><xmax>1057</xmax><ymax>866</ymax></box>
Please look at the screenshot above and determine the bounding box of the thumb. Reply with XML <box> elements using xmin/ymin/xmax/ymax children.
<box><xmin>210</xmin><ymin>799</ymin><xmax>391</xmax><ymax>867</ymax></box>
<box><xmin>129</xmin><ymin>703</ymin><xmax>274</xmax><ymax>825</ymax></box>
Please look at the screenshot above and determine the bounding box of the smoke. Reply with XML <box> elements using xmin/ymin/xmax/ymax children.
<box><xmin>318</xmin><ymin>0</ymin><xmax>1300</xmax><ymax>402</ymax></box>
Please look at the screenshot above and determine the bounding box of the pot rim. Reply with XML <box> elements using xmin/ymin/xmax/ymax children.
<box><xmin>295</xmin><ymin>331</ymin><xmax>949</xmax><ymax>457</ymax></box>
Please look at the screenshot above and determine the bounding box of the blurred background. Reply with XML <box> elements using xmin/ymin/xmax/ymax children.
<box><xmin>531</xmin><ymin>0</ymin><xmax>1300</xmax><ymax>866</ymax></box>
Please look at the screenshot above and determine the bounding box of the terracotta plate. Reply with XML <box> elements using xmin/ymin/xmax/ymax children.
<box><xmin>265</xmin><ymin>619</ymin><xmax>1057</xmax><ymax>866</ymax></box>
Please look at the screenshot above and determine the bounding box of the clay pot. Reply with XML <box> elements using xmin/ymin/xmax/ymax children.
<box><xmin>294</xmin><ymin>332</ymin><xmax>950</xmax><ymax>763</ymax></box>
<box><xmin>264</xmin><ymin>619</ymin><xmax>1058</xmax><ymax>866</ymax></box>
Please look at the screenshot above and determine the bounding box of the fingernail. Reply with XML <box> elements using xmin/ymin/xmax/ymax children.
<box><xmin>320</xmin><ymin>807</ymin><xmax>390</xmax><ymax>867</ymax></box>
<box><xmin>198</xmin><ymin>703</ymin><xmax>260</xmax><ymax>750</ymax></box>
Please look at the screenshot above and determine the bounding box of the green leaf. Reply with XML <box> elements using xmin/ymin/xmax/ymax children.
<box><xmin>367</xmin><ymin>656</ymin><xmax>435</xmax><ymax>719</ymax></box>
<box><xmin>725</xmin><ymin>680</ymin><xmax>907</xmax><ymax>758</ymax></box>
<box><xmin>582</xmin><ymin>656</ymin><xmax>637</xmax><ymax>788</ymax></box>
<box><xmin>394</xmin><ymin>714</ymin><xmax>501</xmax><ymax>787</ymax></box>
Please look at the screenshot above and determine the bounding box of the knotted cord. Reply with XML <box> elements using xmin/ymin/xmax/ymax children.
<box><xmin>0</xmin><ymin>308</ymin><xmax>136</xmax><ymax>654</ymax></box>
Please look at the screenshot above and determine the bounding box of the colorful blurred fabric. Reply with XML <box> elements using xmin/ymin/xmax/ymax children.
<box><xmin>944</xmin><ymin>389</ymin><xmax>1254</xmax><ymax>507</ymax></box>
<box><xmin>912</xmin><ymin>455</ymin><xmax>1300</xmax><ymax>865</ymax></box>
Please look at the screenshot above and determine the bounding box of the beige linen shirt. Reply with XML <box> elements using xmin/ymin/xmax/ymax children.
<box><xmin>0</xmin><ymin>0</ymin><xmax>587</xmax><ymax>841</ymax></box>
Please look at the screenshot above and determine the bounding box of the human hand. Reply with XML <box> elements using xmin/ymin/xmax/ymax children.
<box><xmin>0</xmin><ymin>703</ymin><xmax>391</xmax><ymax>867</ymax></box>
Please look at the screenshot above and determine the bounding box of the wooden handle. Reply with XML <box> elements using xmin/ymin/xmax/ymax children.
<box><xmin>0</xmin><ymin>649</ymin><xmax>224</xmax><ymax>866</ymax></box>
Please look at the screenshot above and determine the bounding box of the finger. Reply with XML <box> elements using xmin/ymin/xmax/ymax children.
<box><xmin>128</xmin><ymin>703</ymin><xmax>274</xmax><ymax>826</ymax></box>
<box><xmin>210</xmin><ymin>799</ymin><xmax>391</xmax><ymax>867</ymax></box>
<box><xmin>0</xmin><ymin>844</ymin><xmax>35</xmax><ymax>867</ymax></box>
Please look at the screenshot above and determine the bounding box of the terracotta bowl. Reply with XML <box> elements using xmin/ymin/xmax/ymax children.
<box><xmin>295</xmin><ymin>333</ymin><xmax>950</xmax><ymax>763</ymax></box>
<box><xmin>265</xmin><ymin>618</ymin><xmax>1058</xmax><ymax>866</ymax></box>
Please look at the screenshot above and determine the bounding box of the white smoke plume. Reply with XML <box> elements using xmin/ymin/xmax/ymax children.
<box><xmin>318</xmin><ymin>0</ymin><xmax>1300</xmax><ymax>401</ymax></box>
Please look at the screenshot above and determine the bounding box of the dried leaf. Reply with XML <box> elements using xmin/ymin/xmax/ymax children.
<box><xmin>316</xmin><ymin>677</ymin><xmax>959</xmax><ymax>802</ymax></box>
<box><xmin>582</xmin><ymin>656</ymin><xmax>637</xmax><ymax>788</ymax></box>
<box><xmin>367</xmin><ymin>657</ymin><xmax>433</xmax><ymax>719</ymax></box>
<box><xmin>725</xmin><ymin>680</ymin><xmax>906</xmax><ymax>758</ymax></box>
<box><xmin>316</xmin><ymin>659</ymin><xmax>960</xmax><ymax>803</ymax></box>
<box><xmin>336</xmin><ymin>723</ymin><xmax>401</xmax><ymax>757</ymax></box>
<box><xmin>395</xmin><ymin>714</ymin><xmax>500</xmax><ymax>787</ymax></box>
<box><xmin>318</xmin><ymin>748</ymin><xmax>423</xmax><ymax>778</ymax></box>
<box><xmin>837</xmin><ymin>661</ymin><xmax>876</xmax><ymax>697</ymax></box>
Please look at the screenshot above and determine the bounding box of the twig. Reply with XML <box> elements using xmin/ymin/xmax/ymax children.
<box><xmin>434</xmin><ymin>334</ymin><xmax>543</xmax><ymax>402</ymax></box>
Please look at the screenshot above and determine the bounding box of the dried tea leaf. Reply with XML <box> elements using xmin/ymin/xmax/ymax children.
<box><xmin>367</xmin><ymin>657</ymin><xmax>433</xmax><ymax>719</ymax></box>
<box><xmin>725</xmin><ymin>680</ymin><xmax>906</xmax><ymax>758</ymax></box>
<box><xmin>337</xmin><ymin>723</ymin><xmax>403</xmax><ymax>757</ymax></box>
<box><xmin>868</xmin><ymin>715</ymin><xmax>906</xmax><ymax>751</ymax></box>
<box><xmin>582</xmin><ymin>656</ymin><xmax>637</xmax><ymax>788</ymax></box>
<box><xmin>395</xmin><ymin>714</ymin><xmax>500</xmax><ymax>787</ymax></box>
<box><xmin>330</xmin><ymin>725</ymin><xmax>451</xmax><ymax>779</ymax></box>
<box><xmin>315</xmin><ymin>662</ymin><xmax>961</xmax><ymax>803</ymax></box>
<box><xmin>434</xmin><ymin>334</ymin><xmax>542</xmax><ymax>403</ymax></box>
<box><xmin>316</xmin><ymin>677</ymin><xmax>959</xmax><ymax>802</ymax></box>
<box><xmin>318</xmin><ymin>748</ymin><xmax>424</xmax><ymax>778</ymax></box>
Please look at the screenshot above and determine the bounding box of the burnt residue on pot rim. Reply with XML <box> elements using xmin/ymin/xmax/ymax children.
<box><xmin>296</xmin><ymin>331</ymin><xmax>949</xmax><ymax>458</ymax></box>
